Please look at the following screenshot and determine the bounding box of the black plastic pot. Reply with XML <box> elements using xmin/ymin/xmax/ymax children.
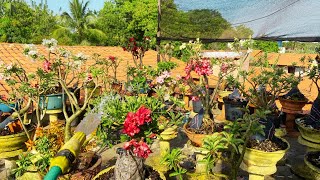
<box><xmin>223</xmin><ymin>97</ymin><xmax>248</xmax><ymax>121</ymax></box>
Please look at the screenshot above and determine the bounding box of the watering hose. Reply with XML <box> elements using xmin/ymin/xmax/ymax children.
<box><xmin>44</xmin><ymin>132</ymin><xmax>86</xmax><ymax>180</ymax></box>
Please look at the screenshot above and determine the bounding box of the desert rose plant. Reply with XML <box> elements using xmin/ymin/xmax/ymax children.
<box><xmin>114</xmin><ymin>105</ymin><xmax>155</xmax><ymax>180</ymax></box>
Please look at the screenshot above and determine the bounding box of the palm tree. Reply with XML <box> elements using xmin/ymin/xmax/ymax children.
<box><xmin>53</xmin><ymin>0</ymin><xmax>107</xmax><ymax>45</ymax></box>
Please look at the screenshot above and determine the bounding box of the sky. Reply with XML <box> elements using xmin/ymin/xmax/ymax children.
<box><xmin>27</xmin><ymin>0</ymin><xmax>106</xmax><ymax>14</ymax></box>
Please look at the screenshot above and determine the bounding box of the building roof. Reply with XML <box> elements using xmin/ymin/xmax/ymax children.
<box><xmin>0</xmin><ymin>43</ymin><xmax>219</xmax><ymax>96</ymax></box>
<box><xmin>250</xmin><ymin>50</ymin><xmax>318</xmax><ymax>67</ymax></box>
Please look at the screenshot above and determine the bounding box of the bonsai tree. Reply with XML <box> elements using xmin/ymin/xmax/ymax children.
<box><xmin>114</xmin><ymin>106</ymin><xmax>156</xmax><ymax>180</ymax></box>
<box><xmin>179</xmin><ymin>38</ymin><xmax>242</xmax><ymax>131</ymax></box>
<box><xmin>298</xmin><ymin>52</ymin><xmax>320</xmax><ymax>129</ymax></box>
<box><xmin>24</xmin><ymin>38</ymin><xmax>106</xmax><ymax>141</ymax></box>
<box><xmin>227</xmin><ymin>53</ymin><xmax>300</xmax><ymax>139</ymax></box>
<box><xmin>201</xmin><ymin>109</ymin><xmax>268</xmax><ymax>179</ymax></box>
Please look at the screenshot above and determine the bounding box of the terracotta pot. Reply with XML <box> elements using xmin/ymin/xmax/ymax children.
<box><xmin>279</xmin><ymin>98</ymin><xmax>307</xmax><ymax>113</ymax></box>
<box><xmin>69</xmin><ymin>153</ymin><xmax>102</xmax><ymax>180</ymax></box>
<box><xmin>296</xmin><ymin>118</ymin><xmax>320</xmax><ymax>143</ymax></box>
<box><xmin>183</xmin><ymin>123</ymin><xmax>210</xmax><ymax>147</ymax></box>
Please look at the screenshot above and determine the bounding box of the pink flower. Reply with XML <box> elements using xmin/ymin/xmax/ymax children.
<box><xmin>191</xmin><ymin>96</ymin><xmax>200</xmax><ymax>101</ymax></box>
<box><xmin>43</xmin><ymin>60</ymin><xmax>51</xmax><ymax>72</ymax></box>
<box><xmin>156</xmin><ymin>75</ymin><xmax>165</xmax><ymax>84</ymax></box>
<box><xmin>221</xmin><ymin>63</ymin><xmax>229</xmax><ymax>73</ymax></box>
<box><xmin>87</xmin><ymin>73</ymin><xmax>93</xmax><ymax>81</ymax></box>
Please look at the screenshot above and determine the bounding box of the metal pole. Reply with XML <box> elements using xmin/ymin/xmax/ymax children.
<box><xmin>156</xmin><ymin>0</ymin><xmax>161</xmax><ymax>62</ymax></box>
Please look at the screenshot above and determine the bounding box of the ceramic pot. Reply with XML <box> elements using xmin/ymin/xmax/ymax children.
<box><xmin>0</xmin><ymin>102</ymin><xmax>18</xmax><ymax>113</ymax></box>
<box><xmin>304</xmin><ymin>151</ymin><xmax>320</xmax><ymax>175</ymax></box>
<box><xmin>39</xmin><ymin>93</ymin><xmax>66</xmax><ymax>110</ymax></box>
<box><xmin>296</xmin><ymin>118</ymin><xmax>320</xmax><ymax>143</ymax></box>
<box><xmin>279</xmin><ymin>98</ymin><xmax>307</xmax><ymax>113</ymax></box>
<box><xmin>183</xmin><ymin>123</ymin><xmax>210</xmax><ymax>147</ymax></box>
<box><xmin>0</xmin><ymin>130</ymin><xmax>30</xmax><ymax>158</ymax></box>
<box><xmin>240</xmin><ymin>138</ymin><xmax>289</xmax><ymax>179</ymax></box>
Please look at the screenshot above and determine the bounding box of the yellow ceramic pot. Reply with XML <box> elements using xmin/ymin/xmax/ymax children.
<box><xmin>240</xmin><ymin>138</ymin><xmax>290</xmax><ymax>179</ymax></box>
<box><xmin>296</xmin><ymin>118</ymin><xmax>320</xmax><ymax>143</ymax></box>
<box><xmin>0</xmin><ymin>130</ymin><xmax>30</xmax><ymax>159</ymax></box>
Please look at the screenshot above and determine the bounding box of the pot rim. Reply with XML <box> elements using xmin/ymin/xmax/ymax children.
<box><xmin>296</xmin><ymin>118</ymin><xmax>320</xmax><ymax>133</ymax></box>
<box><xmin>242</xmin><ymin>138</ymin><xmax>290</xmax><ymax>154</ymax></box>
<box><xmin>279</xmin><ymin>97</ymin><xmax>308</xmax><ymax>103</ymax></box>
<box><xmin>304</xmin><ymin>151</ymin><xmax>320</xmax><ymax>172</ymax></box>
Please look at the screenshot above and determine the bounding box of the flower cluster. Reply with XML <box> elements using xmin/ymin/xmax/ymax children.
<box><xmin>123</xmin><ymin>37</ymin><xmax>151</xmax><ymax>67</ymax></box>
<box><xmin>123</xmin><ymin>139</ymin><xmax>152</xmax><ymax>158</ymax></box>
<box><xmin>123</xmin><ymin>106</ymin><xmax>152</xmax><ymax>137</ymax></box>
<box><xmin>156</xmin><ymin>71</ymin><xmax>171</xmax><ymax>84</ymax></box>
<box><xmin>42</xmin><ymin>38</ymin><xmax>58</xmax><ymax>52</ymax></box>
<box><xmin>185</xmin><ymin>58</ymin><xmax>213</xmax><ymax>78</ymax></box>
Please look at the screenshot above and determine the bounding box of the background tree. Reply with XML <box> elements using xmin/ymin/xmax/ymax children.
<box><xmin>53</xmin><ymin>0</ymin><xmax>107</xmax><ymax>45</ymax></box>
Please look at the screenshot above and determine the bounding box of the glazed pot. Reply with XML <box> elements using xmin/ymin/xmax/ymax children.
<box><xmin>0</xmin><ymin>102</ymin><xmax>18</xmax><ymax>113</ymax></box>
<box><xmin>183</xmin><ymin>123</ymin><xmax>210</xmax><ymax>147</ymax></box>
<box><xmin>279</xmin><ymin>98</ymin><xmax>307</xmax><ymax>113</ymax></box>
<box><xmin>296</xmin><ymin>118</ymin><xmax>320</xmax><ymax>143</ymax></box>
<box><xmin>0</xmin><ymin>130</ymin><xmax>30</xmax><ymax>158</ymax></box>
<box><xmin>240</xmin><ymin>138</ymin><xmax>289</xmax><ymax>179</ymax></box>
<box><xmin>304</xmin><ymin>151</ymin><xmax>320</xmax><ymax>175</ymax></box>
<box><xmin>223</xmin><ymin>97</ymin><xmax>248</xmax><ymax>121</ymax></box>
<box><xmin>39</xmin><ymin>93</ymin><xmax>66</xmax><ymax>110</ymax></box>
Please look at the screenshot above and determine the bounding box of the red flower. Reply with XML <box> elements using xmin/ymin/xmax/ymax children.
<box><xmin>122</xmin><ymin>106</ymin><xmax>152</xmax><ymax>137</ymax></box>
<box><xmin>135</xmin><ymin>106</ymin><xmax>152</xmax><ymax>124</ymax></box>
<box><xmin>133</xmin><ymin>141</ymin><xmax>152</xmax><ymax>158</ymax></box>
<box><xmin>109</xmin><ymin>56</ymin><xmax>116</xmax><ymax>62</ymax></box>
<box><xmin>123</xmin><ymin>140</ymin><xmax>152</xmax><ymax>159</ymax></box>
<box><xmin>129</xmin><ymin>37</ymin><xmax>135</xmax><ymax>42</ymax></box>
<box><xmin>122</xmin><ymin>47</ymin><xmax>127</xmax><ymax>51</ymax></box>
<box><xmin>87</xmin><ymin>73</ymin><xmax>93</xmax><ymax>81</ymax></box>
<box><xmin>43</xmin><ymin>60</ymin><xmax>51</xmax><ymax>72</ymax></box>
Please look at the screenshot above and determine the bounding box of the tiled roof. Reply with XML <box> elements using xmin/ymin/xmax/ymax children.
<box><xmin>0</xmin><ymin>43</ymin><xmax>219</xmax><ymax>96</ymax></box>
<box><xmin>251</xmin><ymin>50</ymin><xmax>318</xmax><ymax>67</ymax></box>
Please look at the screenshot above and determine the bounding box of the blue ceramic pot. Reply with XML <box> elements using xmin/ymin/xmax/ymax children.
<box><xmin>0</xmin><ymin>103</ymin><xmax>17</xmax><ymax>113</ymax></box>
<box><xmin>39</xmin><ymin>93</ymin><xmax>66</xmax><ymax>110</ymax></box>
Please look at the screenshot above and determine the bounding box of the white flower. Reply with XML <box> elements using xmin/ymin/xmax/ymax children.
<box><xmin>42</xmin><ymin>38</ymin><xmax>58</xmax><ymax>48</ymax></box>
<box><xmin>227</xmin><ymin>43</ymin><xmax>234</xmax><ymax>50</ymax></box>
<box><xmin>179</xmin><ymin>43</ymin><xmax>186</xmax><ymax>50</ymax></box>
<box><xmin>6</xmin><ymin>63</ymin><xmax>12</xmax><ymax>70</ymax></box>
<box><xmin>239</xmin><ymin>39</ymin><xmax>246</xmax><ymax>47</ymax></box>
<box><xmin>75</xmin><ymin>53</ymin><xmax>88</xmax><ymax>61</ymax></box>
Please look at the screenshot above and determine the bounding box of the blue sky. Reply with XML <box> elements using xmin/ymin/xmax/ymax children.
<box><xmin>27</xmin><ymin>0</ymin><xmax>106</xmax><ymax>14</ymax></box>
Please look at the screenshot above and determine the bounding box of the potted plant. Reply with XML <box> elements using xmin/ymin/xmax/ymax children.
<box><xmin>295</xmin><ymin>55</ymin><xmax>320</xmax><ymax>143</ymax></box>
<box><xmin>279</xmin><ymin>87</ymin><xmax>308</xmax><ymax>113</ymax></box>
<box><xmin>0</xmin><ymin>60</ymin><xmax>36</xmax><ymax>159</ymax></box>
<box><xmin>108</xmin><ymin>55</ymin><xmax>123</xmax><ymax>93</ymax></box>
<box><xmin>227</xmin><ymin>53</ymin><xmax>300</xmax><ymax>140</ymax></box>
<box><xmin>23</xmin><ymin>39</ymin><xmax>106</xmax><ymax>142</ymax></box>
<box><xmin>200</xmin><ymin>109</ymin><xmax>289</xmax><ymax>179</ymax></box>
<box><xmin>123</xmin><ymin>37</ymin><xmax>151</xmax><ymax>68</ymax></box>
<box><xmin>93</xmin><ymin>106</ymin><xmax>165</xmax><ymax>180</ymax></box>
<box><xmin>179</xmin><ymin>38</ymin><xmax>240</xmax><ymax>146</ymax></box>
